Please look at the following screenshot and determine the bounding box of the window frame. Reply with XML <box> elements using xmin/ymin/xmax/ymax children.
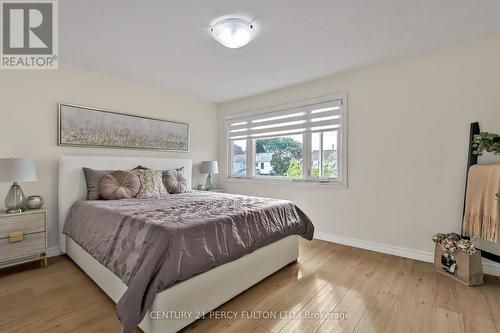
<box><xmin>306</xmin><ymin>130</ymin><xmax>340</xmax><ymax>181</ymax></box>
<box><xmin>226</xmin><ymin>93</ymin><xmax>348</xmax><ymax>188</ymax></box>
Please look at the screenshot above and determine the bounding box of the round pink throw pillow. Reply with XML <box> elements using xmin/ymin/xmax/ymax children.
<box><xmin>163</xmin><ymin>169</ymin><xmax>188</xmax><ymax>194</ymax></box>
<box><xmin>98</xmin><ymin>170</ymin><xmax>140</xmax><ymax>200</ymax></box>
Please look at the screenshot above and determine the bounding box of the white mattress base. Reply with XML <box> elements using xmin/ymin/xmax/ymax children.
<box><xmin>66</xmin><ymin>236</ymin><xmax>298</xmax><ymax>333</ymax></box>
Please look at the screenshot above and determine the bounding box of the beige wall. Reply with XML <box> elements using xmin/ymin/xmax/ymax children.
<box><xmin>218</xmin><ymin>32</ymin><xmax>500</xmax><ymax>255</ymax></box>
<box><xmin>0</xmin><ymin>65</ymin><xmax>218</xmax><ymax>250</ymax></box>
<box><xmin>2</xmin><ymin>32</ymin><xmax>499</xmax><ymax>259</ymax></box>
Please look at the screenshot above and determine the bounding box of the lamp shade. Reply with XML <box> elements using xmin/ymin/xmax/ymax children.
<box><xmin>200</xmin><ymin>161</ymin><xmax>219</xmax><ymax>174</ymax></box>
<box><xmin>0</xmin><ymin>158</ymin><xmax>37</xmax><ymax>183</ymax></box>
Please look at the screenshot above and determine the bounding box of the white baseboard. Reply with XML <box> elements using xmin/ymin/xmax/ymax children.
<box><xmin>483</xmin><ymin>259</ymin><xmax>500</xmax><ymax>277</ymax></box>
<box><xmin>315</xmin><ymin>231</ymin><xmax>500</xmax><ymax>277</ymax></box>
<box><xmin>47</xmin><ymin>246</ymin><xmax>61</xmax><ymax>257</ymax></box>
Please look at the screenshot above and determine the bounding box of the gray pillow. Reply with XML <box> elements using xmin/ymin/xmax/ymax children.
<box><xmin>82</xmin><ymin>168</ymin><xmax>112</xmax><ymax>200</ymax></box>
<box><xmin>163</xmin><ymin>169</ymin><xmax>188</xmax><ymax>194</ymax></box>
<box><xmin>133</xmin><ymin>169</ymin><xmax>168</xmax><ymax>198</ymax></box>
<box><xmin>98</xmin><ymin>171</ymin><xmax>140</xmax><ymax>200</ymax></box>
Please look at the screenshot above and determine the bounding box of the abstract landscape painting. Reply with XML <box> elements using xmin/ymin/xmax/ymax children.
<box><xmin>58</xmin><ymin>104</ymin><xmax>189</xmax><ymax>151</ymax></box>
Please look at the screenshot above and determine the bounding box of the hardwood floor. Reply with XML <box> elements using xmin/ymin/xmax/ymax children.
<box><xmin>1</xmin><ymin>239</ymin><xmax>499</xmax><ymax>333</ymax></box>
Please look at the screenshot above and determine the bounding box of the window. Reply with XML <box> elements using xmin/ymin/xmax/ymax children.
<box><xmin>255</xmin><ymin>135</ymin><xmax>303</xmax><ymax>177</ymax></box>
<box><xmin>231</xmin><ymin>139</ymin><xmax>247</xmax><ymax>176</ymax></box>
<box><xmin>227</xmin><ymin>94</ymin><xmax>347</xmax><ymax>186</ymax></box>
<box><xmin>311</xmin><ymin>131</ymin><xmax>338</xmax><ymax>178</ymax></box>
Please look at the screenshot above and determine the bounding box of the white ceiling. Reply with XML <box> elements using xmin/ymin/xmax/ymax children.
<box><xmin>60</xmin><ymin>0</ymin><xmax>500</xmax><ymax>103</ymax></box>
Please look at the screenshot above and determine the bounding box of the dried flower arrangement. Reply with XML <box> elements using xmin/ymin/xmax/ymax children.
<box><xmin>472</xmin><ymin>132</ymin><xmax>500</xmax><ymax>156</ymax></box>
<box><xmin>432</xmin><ymin>232</ymin><xmax>477</xmax><ymax>255</ymax></box>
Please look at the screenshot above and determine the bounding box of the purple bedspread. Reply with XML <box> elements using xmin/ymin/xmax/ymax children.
<box><xmin>63</xmin><ymin>191</ymin><xmax>314</xmax><ymax>333</ymax></box>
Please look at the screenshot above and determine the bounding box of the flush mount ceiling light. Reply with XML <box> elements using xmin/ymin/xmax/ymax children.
<box><xmin>210</xmin><ymin>18</ymin><xmax>256</xmax><ymax>49</ymax></box>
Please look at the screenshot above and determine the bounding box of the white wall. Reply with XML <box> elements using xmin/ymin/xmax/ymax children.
<box><xmin>0</xmin><ymin>65</ymin><xmax>218</xmax><ymax>251</ymax></box>
<box><xmin>218</xmin><ymin>32</ymin><xmax>500</xmax><ymax>255</ymax></box>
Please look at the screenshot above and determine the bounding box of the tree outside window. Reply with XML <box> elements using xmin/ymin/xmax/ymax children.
<box><xmin>255</xmin><ymin>135</ymin><xmax>303</xmax><ymax>177</ymax></box>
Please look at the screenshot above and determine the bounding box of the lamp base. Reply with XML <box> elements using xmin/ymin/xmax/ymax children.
<box><xmin>205</xmin><ymin>174</ymin><xmax>214</xmax><ymax>191</ymax></box>
<box><xmin>5</xmin><ymin>182</ymin><xmax>26</xmax><ymax>214</ymax></box>
<box><xmin>6</xmin><ymin>208</ymin><xmax>23</xmax><ymax>214</ymax></box>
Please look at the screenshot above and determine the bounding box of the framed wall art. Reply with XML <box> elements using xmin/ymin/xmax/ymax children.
<box><xmin>58</xmin><ymin>103</ymin><xmax>189</xmax><ymax>152</ymax></box>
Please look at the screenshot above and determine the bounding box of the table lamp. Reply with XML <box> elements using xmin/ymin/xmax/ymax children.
<box><xmin>0</xmin><ymin>158</ymin><xmax>38</xmax><ymax>213</ymax></box>
<box><xmin>200</xmin><ymin>161</ymin><xmax>219</xmax><ymax>191</ymax></box>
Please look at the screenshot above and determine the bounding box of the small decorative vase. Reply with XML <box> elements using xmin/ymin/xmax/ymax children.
<box><xmin>25</xmin><ymin>195</ymin><xmax>44</xmax><ymax>210</ymax></box>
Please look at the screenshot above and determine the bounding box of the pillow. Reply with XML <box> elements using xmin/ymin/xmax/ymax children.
<box><xmin>133</xmin><ymin>169</ymin><xmax>168</xmax><ymax>198</ymax></box>
<box><xmin>173</xmin><ymin>166</ymin><xmax>185</xmax><ymax>174</ymax></box>
<box><xmin>98</xmin><ymin>171</ymin><xmax>140</xmax><ymax>200</ymax></box>
<box><xmin>163</xmin><ymin>169</ymin><xmax>188</xmax><ymax>194</ymax></box>
<box><xmin>82</xmin><ymin>168</ymin><xmax>112</xmax><ymax>200</ymax></box>
<box><xmin>134</xmin><ymin>165</ymin><xmax>184</xmax><ymax>174</ymax></box>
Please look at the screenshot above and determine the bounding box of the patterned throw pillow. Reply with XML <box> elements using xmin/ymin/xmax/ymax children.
<box><xmin>134</xmin><ymin>165</ymin><xmax>184</xmax><ymax>174</ymax></box>
<box><xmin>133</xmin><ymin>169</ymin><xmax>168</xmax><ymax>198</ymax></box>
<box><xmin>163</xmin><ymin>169</ymin><xmax>188</xmax><ymax>194</ymax></box>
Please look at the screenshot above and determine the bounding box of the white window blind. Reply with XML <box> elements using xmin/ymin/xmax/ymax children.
<box><xmin>227</xmin><ymin>99</ymin><xmax>343</xmax><ymax>140</ymax></box>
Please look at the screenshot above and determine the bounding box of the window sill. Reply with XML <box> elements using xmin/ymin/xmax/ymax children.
<box><xmin>225</xmin><ymin>176</ymin><xmax>347</xmax><ymax>189</ymax></box>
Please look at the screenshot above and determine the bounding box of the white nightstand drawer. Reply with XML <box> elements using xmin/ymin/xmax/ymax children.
<box><xmin>0</xmin><ymin>232</ymin><xmax>46</xmax><ymax>263</ymax></box>
<box><xmin>0</xmin><ymin>212</ymin><xmax>45</xmax><ymax>239</ymax></box>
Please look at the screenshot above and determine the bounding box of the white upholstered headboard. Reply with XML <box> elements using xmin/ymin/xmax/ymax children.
<box><xmin>58</xmin><ymin>155</ymin><xmax>192</xmax><ymax>253</ymax></box>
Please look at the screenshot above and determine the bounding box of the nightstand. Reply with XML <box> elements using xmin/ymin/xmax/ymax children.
<box><xmin>0</xmin><ymin>209</ymin><xmax>48</xmax><ymax>269</ymax></box>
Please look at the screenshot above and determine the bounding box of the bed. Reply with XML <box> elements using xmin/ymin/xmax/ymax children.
<box><xmin>58</xmin><ymin>155</ymin><xmax>313</xmax><ymax>333</ymax></box>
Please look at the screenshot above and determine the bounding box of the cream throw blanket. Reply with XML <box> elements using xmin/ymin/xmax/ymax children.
<box><xmin>463</xmin><ymin>164</ymin><xmax>500</xmax><ymax>242</ymax></box>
